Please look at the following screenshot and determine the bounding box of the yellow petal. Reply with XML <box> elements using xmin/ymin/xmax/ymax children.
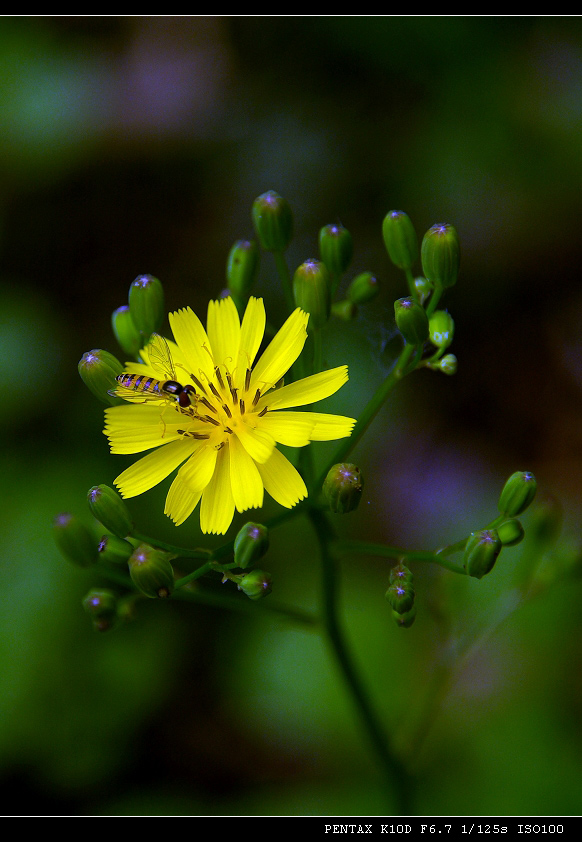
<box><xmin>235</xmin><ymin>422</ymin><xmax>275</xmax><ymax>464</ymax></box>
<box><xmin>234</xmin><ymin>296</ymin><xmax>266</xmax><ymax>390</ymax></box>
<box><xmin>177</xmin><ymin>444</ymin><xmax>218</xmax><ymax>494</ymax></box>
<box><xmin>229</xmin><ymin>433</ymin><xmax>264</xmax><ymax>512</ymax></box>
<box><xmin>207</xmin><ymin>296</ymin><xmax>240</xmax><ymax>368</ymax></box>
<box><xmin>256</xmin><ymin>447</ymin><xmax>307</xmax><ymax>509</ymax></box>
<box><xmin>256</xmin><ymin>411</ymin><xmax>315</xmax><ymax>447</ymax></box>
<box><xmin>200</xmin><ymin>444</ymin><xmax>235</xmax><ymax>534</ymax></box>
<box><xmin>169</xmin><ymin>307</ymin><xmax>214</xmax><ymax>382</ymax></box>
<box><xmin>165</xmin><ymin>474</ymin><xmax>202</xmax><ymax>526</ymax></box>
<box><xmin>257</xmin><ymin>366</ymin><xmax>348</xmax><ymax>411</ymax></box>
<box><xmin>250</xmin><ymin>308</ymin><xmax>308</xmax><ymax>392</ymax></box>
<box><xmin>293</xmin><ymin>411</ymin><xmax>356</xmax><ymax>441</ymax></box>
<box><xmin>114</xmin><ymin>439</ymin><xmax>199</xmax><ymax>498</ymax></box>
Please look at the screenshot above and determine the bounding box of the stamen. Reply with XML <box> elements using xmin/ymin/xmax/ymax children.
<box><xmin>209</xmin><ymin>382</ymin><xmax>222</xmax><ymax>400</ymax></box>
<box><xmin>230</xmin><ymin>386</ymin><xmax>238</xmax><ymax>405</ymax></box>
<box><xmin>215</xmin><ymin>366</ymin><xmax>225</xmax><ymax>390</ymax></box>
<box><xmin>252</xmin><ymin>388</ymin><xmax>261</xmax><ymax>407</ymax></box>
<box><xmin>190</xmin><ymin>373</ymin><xmax>207</xmax><ymax>395</ymax></box>
<box><xmin>239</xmin><ymin>399</ymin><xmax>245</xmax><ymax>416</ymax></box>
<box><xmin>203</xmin><ymin>415</ymin><xmax>221</xmax><ymax>426</ymax></box>
<box><xmin>177</xmin><ymin>430</ymin><xmax>210</xmax><ymax>440</ymax></box>
<box><xmin>245</xmin><ymin>368</ymin><xmax>251</xmax><ymax>392</ymax></box>
<box><xmin>224</xmin><ymin>426</ymin><xmax>233</xmax><ymax>434</ymax></box>
<box><xmin>222</xmin><ymin>404</ymin><xmax>232</xmax><ymax>418</ymax></box>
<box><xmin>258</xmin><ymin>406</ymin><xmax>268</xmax><ymax>417</ymax></box>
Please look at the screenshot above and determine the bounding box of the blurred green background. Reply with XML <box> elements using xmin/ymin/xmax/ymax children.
<box><xmin>2</xmin><ymin>16</ymin><xmax>582</xmax><ymax>816</ymax></box>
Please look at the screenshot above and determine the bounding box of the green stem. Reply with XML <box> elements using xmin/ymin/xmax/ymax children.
<box><xmin>132</xmin><ymin>532</ymin><xmax>212</xmax><ymax>559</ymax></box>
<box><xmin>313</xmin><ymin>343</ymin><xmax>417</xmax><ymax>494</ymax></box>
<box><xmin>335</xmin><ymin>539</ymin><xmax>466</xmax><ymax>575</ymax></box>
<box><xmin>172</xmin><ymin>582</ymin><xmax>319</xmax><ymax>626</ymax></box>
<box><xmin>309</xmin><ymin>507</ymin><xmax>413</xmax><ymax>813</ymax></box>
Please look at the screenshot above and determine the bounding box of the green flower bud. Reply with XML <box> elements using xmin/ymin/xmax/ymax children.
<box><xmin>463</xmin><ymin>529</ymin><xmax>502</xmax><ymax>579</ymax></box>
<box><xmin>394</xmin><ymin>297</ymin><xmax>429</xmax><ymax>345</ymax></box>
<box><xmin>498</xmin><ymin>471</ymin><xmax>537</xmax><ymax>517</ymax></box>
<box><xmin>346</xmin><ymin>272</ymin><xmax>379</xmax><ymax>305</ymax></box>
<box><xmin>128</xmin><ymin>274</ymin><xmax>165</xmax><ymax>340</ymax></box>
<box><xmin>82</xmin><ymin>588</ymin><xmax>117</xmax><ymax>632</ymax></box>
<box><xmin>293</xmin><ymin>259</ymin><xmax>331</xmax><ymax>331</ymax></box>
<box><xmin>421</xmin><ymin>223</ymin><xmax>460</xmax><ymax>291</ymax></box>
<box><xmin>53</xmin><ymin>513</ymin><xmax>98</xmax><ymax>568</ymax></box>
<box><xmin>385</xmin><ymin>581</ymin><xmax>415</xmax><ymax>614</ymax></box>
<box><xmin>323</xmin><ymin>463</ymin><xmax>364</xmax><ymax>514</ymax></box>
<box><xmin>497</xmin><ymin>518</ymin><xmax>525</xmax><ymax>547</ymax></box>
<box><xmin>382</xmin><ymin>210</ymin><xmax>418</xmax><ymax>271</ymax></box>
<box><xmin>319</xmin><ymin>223</ymin><xmax>353</xmax><ymax>277</ymax></box>
<box><xmin>528</xmin><ymin>493</ymin><xmax>562</xmax><ymax>548</ymax></box>
<box><xmin>78</xmin><ymin>349</ymin><xmax>124</xmax><ymax>405</ymax></box>
<box><xmin>98</xmin><ymin>534</ymin><xmax>134</xmax><ymax>564</ymax></box>
<box><xmin>413</xmin><ymin>276</ymin><xmax>433</xmax><ymax>305</ymax></box>
<box><xmin>88</xmin><ymin>484</ymin><xmax>133</xmax><ymax>538</ymax></box>
<box><xmin>238</xmin><ymin>569</ymin><xmax>272</xmax><ymax>600</ymax></box>
<box><xmin>251</xmin><ymin>190</ymin><xmax>293</xmax><ymax>252</ymax></box>
<box><xmin>428</xmin><ymin>310</ymin><xmax>454</xmax><ymax>350</ymax></box>
<box><xmin>111</xmin><ymin>305</ymin><xmax>142</xmax><ymax>356</ymax></box>
<box><xmin>234</xmin><ymin>522</ymin><xmax>270</xmax><ymax>570</ymax></box>
<box><xmin>438</xmin><ymin>354</ymin><xmax>458</xmax><ymax>375</ymax></box>
<box><xmin>128</xmin><ymin>545</ymin><xmax>174</xmax><ymax>599</ymax></box>
<box><xmin>331</xmin><ymin>299</ymin><xmax>358</xmax><ymax>321</ymax></box>
<box><xmin>389</xmin><ymin>562</ymin><xmax>414</xmax><ymax>585</ymax></box>
<box><xmin>392</xmin><ymin>605</ymin><xmax>416</xmax><ymax>628</ymax></box>
<box><xmin>226</xmin><ymin>239</ymin><xmax>260</xmax><ymax>304</ymax></box>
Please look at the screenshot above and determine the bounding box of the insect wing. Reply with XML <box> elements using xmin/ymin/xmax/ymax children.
<box><xmin>145</xmin><ymin>333</ymin><xmax>177</xmax><ymax>381</ymax></box>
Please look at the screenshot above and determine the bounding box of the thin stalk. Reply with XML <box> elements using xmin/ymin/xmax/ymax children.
<box><xmin>335</xmin><ymin>539</ymin><xmax>466</xmax><ymax>575</ymax></box>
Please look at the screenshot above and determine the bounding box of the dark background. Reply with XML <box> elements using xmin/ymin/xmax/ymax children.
<box><xmin>1</xmin><ymin>16</ymin><xmax>582</xmax><ymax>816</ymax></box>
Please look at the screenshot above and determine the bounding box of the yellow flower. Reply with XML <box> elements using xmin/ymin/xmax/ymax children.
<box><xmin>104</xmin><ymin>296</ymin><xmax>355</xmax><ymax>534</ymax></box>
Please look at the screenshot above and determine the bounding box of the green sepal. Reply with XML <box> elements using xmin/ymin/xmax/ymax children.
<box><xmin>53</xmin><ymin>512</ymin><xmax>98</xmax><ymax>568</ymax></box>
<box><xmin>293</xmin><ymin>259</ymin><xmax>331</xmax><ymax>331</ymax></box>
<box><xmin>234</xmin><ymin>522</ymin><xmax>270</xmax><ymax>570</ymax></box>
<box><xmin>346</xmin><ymin>272</ymin><xmax>379</xmax><ymax>305</ymax></box>
<box><xmin>319</xmin><ymin>223</ymin><xmax>353</xmax><ymax>277</ymax></box>
<box><xmin>128</xmin><ymin>274</ymin><xmax>165</xmax><ymax>340</ymax></box>
<box><xmin>497</xmin><ymin>518</ymin><xmax>525</xmax><ymax>547</ymax></box>
<box><xmin>98</xmin><ymin>534</ymin><xmax>135</xmax><ymax>564</ymax></box>
<box><xmin>238</xmin><ymin>569</ymin><xmax>272</xmax><ymax>600</ymax></box>
<box><xmin>421</xmin><ymin>223</ymin><xmax>460</xmax><ymax>291</ymax></box>
<box><xmin>385</xmin><ymin>581</ymin><xmax>415</xmax><ymax>614</ymax></box>
<box><xmin>323</xmin><ymin>463</ymin><xmax>364</xmax><ymax>514</ymax></box>
<box><xmin>463</xmin><ymin>529</ymin><xmax>502</xmax><ymax>579</ymax></box>
<box><xmin>394</xmin><ymin>297</ymin><xmax>429</xmax><ymax>345</ymax></box>
<box><xmin>382</xmin><ymin>210</ymin><xmax>418</xmax><ymax>270</ymax></box>
<box><xmin>111</xmin><ymin>305</ymin><xmax>142</xmax><ymax>356</ymax></box>
<box><xmin>392</xmin><ymin>605</ymin><xmax>416</xmax><ymax>628</ymax></box>
<box><xmin>128</xmin><ymin>545</ymin><xmax>174</xmax><ymax>599</ymax></box>
<box><xmin>498</xmin><ymin>471</ymin><xmax>537</xmax><ymax>517</ymax></box>
<box><xmin>251</xmin><ymin>190</ymin><xmax>293</xmax><ymax>252</ymax></box>
<box><xmin>429</xmin><ymin>309</ymin><xmax>454</xmax><ymax>350</ymax></box>
<box><xmin>78</xmin><ymin>349</ymin><xmax>124</xmax><ymax>405</ymax></box>
<box><xmin>226</xmin><ymin>239</ymin><xmax>260</xmax><ymax>305</ymax></box>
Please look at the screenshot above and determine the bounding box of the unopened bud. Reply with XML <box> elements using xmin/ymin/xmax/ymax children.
<box><xmin>385</xmin><ymin>581</ymin><xmax>415</xmax><ymax>614</ymax></box>
<box><xmin>429</xmin><ymin>310</ymin><xmax>454</xmax><ymax>350</ymax></box>
<box><xmin>497</xmin><ymin>518</ymin><xmax>525</xmax><ymax>547</ymax></box>
<box><xmin>128</xmin><ymin>545</ymin><xmax>174</xmax><ymax>599</ymax></box>
<box><xmin>251</xmin><ymin>190</ymin><xmax>293</xmax><ymax>252</ymax></box>
<box><xmin>421</xmin><ymin>223</ymin><xmax>460</xmax><ymax>290</ymax></box>
<box><xmin>98</xmin><ymin>534</ymin><xmax>134</xmax><ymax>564</ymax></box>
<box><xmin>394</xmin><ymin>297</ymin><xmax>429</xmax><ymax>345</ymax></box>
<box><xmin>498</xmin><ymin>471</ymin><xmax>537</xmax><ymax>517</ymax></box>
<box><xmin>82</xmin><ymin>588</ymin><xmax>117</xmax><ymax>632</ymax></box>
<box><xmin>346</xmin><ymin>272</ymin><xmax>379</xmax><ymax>305</ymax></box>
<box><xmin>323</xmin><ymin>463</ymin><xmax>363</xmax><ymax>514</ymax></box>
<box><xmin>319</xmin><ymin>223</ymin><xmax>353</xmax><ymax>277</ymax></box>
<box><xmin>128</xmin><ymin>274</ymin><xmax>165</xmax><ymax>340</ymax></box>
<box><xmin>413</xmin><ymin>276</ymin><xmax>433</xmax><ymax>305</ymax></box>
<box><xmin>234</xmin><ymin>522</ymin><xmax>270</xmax><ymax>570</ymax></box>
<box><xmin>78</xmin><ymin>349</ymin><xmax>123</xmax><ymax>405</ymax></box>
<box><xmin>392</xmin><ymin>605</ymin><xmax>416</xmax><ymax>628</ymax></box>
<box><xmin>238</xmin><ymin>569</ymin><xmax>272</xmax><ymax>600</ymax></box>
<box><xmin>53</xmin><ymin>513</ymin><xmax>98</xmax><ymax>568</ymax></box>
<box><xmin>389</xmin><ymin>562</ymin><xmax>414</xmax><ymax>585</ymax></box>
<box><xmin>382</xmin><ymin>210</ymin><xmax>418</xmax><ymax>271</ymax></box>
<box><xmin>438</xmin><ymin>354</ymin><xmax>457</xmax><ymax>375</ymax></box>
<box><xmin>464</xmin><ymin>529</ymin><xmax>502</xmax><ymax>579</ymax></box>
<box><xmin>88</xmin><ymin>484</ymin><xmax>133</xmax><ymax>538</ymax></box>
<box><xmin>111</xmin><ymin>305</ymin><xmax>142</xmax><ymax>356</ymax></box>
<box><xmin>331</xmin><ymin>299</ymin><xmax>357</xmax><ymax>321</ymax></box>
<box><xmin>226</xmin><ymin>239</ymin><xmax>260</xmax><ymax>304</ymax></box>
<box><xmin>293</xmin><ymin>259</ymin><xmax>331</xmax><ymax>331</ymax></box>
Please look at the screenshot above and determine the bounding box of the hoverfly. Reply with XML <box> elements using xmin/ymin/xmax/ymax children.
<box><xmin>111</xmin><ymin>333</ymin><xmax>197</xmax><ymax>412</ymax></box>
